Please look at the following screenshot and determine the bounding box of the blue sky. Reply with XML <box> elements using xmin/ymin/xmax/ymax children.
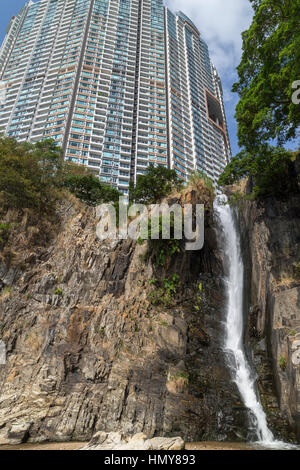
<box><xmin>0</xmin><ymin>1</ymin><xmax>27</xmax><ymax>40</ymax></box>
<box><xmin>0</xmin><ymin>0</ymin><xmax>254</xmax><ymax>156</ymax></box>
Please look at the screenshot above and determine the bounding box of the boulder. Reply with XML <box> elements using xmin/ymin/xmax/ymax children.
<box><xmin>81</xmin><ymin>432</ymin><xmax>185</xmax><ymax>451</ymax></box>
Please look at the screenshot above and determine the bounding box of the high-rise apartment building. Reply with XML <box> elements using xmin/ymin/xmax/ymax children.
<box><xmin>0</xmin><ymin>0</ymin><xmax>231</xmax><ymax>193</ymax></box>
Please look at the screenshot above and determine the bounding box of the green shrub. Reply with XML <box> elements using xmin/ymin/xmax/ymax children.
<box><xmin>279</xmin><ymin>356</ymin><xmax>287</xmax><ymax>371</ymax></box>
<box><xmin>175</xmin><ymin>371</ymin><xmax>189</xmax><ymax>381</ymax></box>
<box><xmin>163</xmin><ymin>274</ymin><xmax>180</xmax><ymax>299</ymax></box>
<box><xmin>54</xmin><ymin>288</ymin><xmax>63</xmax><ymax>296</ymax></box>
<box><xmin>218</xmin><ymin>145</ymin><xmax>297</xmax><ymax>199</ymax></box>
<box><xmin>1</xmin><ymin>286</ymin><xmax>12</xmax><ymax>298</ymax></box>
<box><xmin>194</xmin><ymin>282</ymin><xmax>203</xmax><ymax>312</ymax></box>
<box><xmin>129</xmin><ymin>164</ymin><xmax>182</xmax><ymax>204</ymax></box>
<box><xmin>148</xmin><ymin>274</ymin><xmax>180</xmax><ymax>307</ymax></box>
<box><xmin>151</xmin><ymin>239</ymin><xmax>181</xmax><ymax>268</ymax></box>
<box><xmin>288</xmin><ymin>330</ymin><xmax>297</xmax><ymax>337</ymax></box>
<box><xmin>63</xmin><ymin>174</ymin><xmax>121</xmax><ymax>206</ymax></box>
<box><xmin>142</xmin><ymin>214</ymin><xmax>182</xmax><ymax>267</ymax></box>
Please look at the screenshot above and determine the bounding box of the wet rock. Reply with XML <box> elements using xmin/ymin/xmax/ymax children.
<box><xmin>239</xmin><ymin>188</ymin><xmax>300</xmax><ymax>443</ymax></box>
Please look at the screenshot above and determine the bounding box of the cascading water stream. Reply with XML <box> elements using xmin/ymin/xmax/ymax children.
<box><xmin>214</xmin><ymin>195</ymin><xmax>298</xmax><ymax>450</ymax></box>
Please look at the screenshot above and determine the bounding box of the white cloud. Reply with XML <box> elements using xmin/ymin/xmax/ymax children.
<box><xmin>164</xmin><ymin>0</ymin><xmax>253</xmax><ymax>74</ymax></box>
<box><xmin>164</xmin><ymin>0</ymin><xmax>254</xmax><ymax>155</ymax></box>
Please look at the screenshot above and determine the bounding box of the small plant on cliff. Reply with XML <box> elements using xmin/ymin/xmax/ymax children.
<box><xmin>175</xmin><ymin>371</ymin><xmax>190</xmax><ymax>383</ymax></box>
<box><xmin>54</xmin><ymin>288</ymin><xmax>63</xmax><ymax>296</ymax></box>
<box><xmin>288</xmin><ymin>330</ymin><xmax>297</xmax><ymax>337</ymax></box>
<box><xmin>148</xmin><ymin>288</ymin><xmax>165</xmax><ymax>307</ymax></box>
<box><xmin>138</xmin><ymin>212</ymin><xmax>182</xmax><ymax>267</ymax></box>
<box><xmin>152</xmin><ymin>239</ymin><xmax>181</xmax><ymax>268</ymax></box>
<box><xmin>167</xmin><ymin>370</ymin><xmax>190</xmax><ymax>391</ymax></box>
<box><xmin>98</xmin><ymin>327</ymin><xmax>105</xmax><ymax>337</ymax></box>
<box><xmin>148</xmin><ymin>274</ymin><xmax>180</xmax><ymax>307</ymax></box>
<box><xmin>163</xmin><ymin>274</ymin><xmax>180</xmax><ymax>300</ymax></box>
<box><xmin>146</xmin><ymin>214</ymin><xmax>182</xmax><ymax>267</ymax></box>
<box><xmin>279</xmin><ymin>356</ymin><xmax>288</xmax><ymax>371</ymax></box>
<box><xmin>194</xmin><ymin>282</ymin><xmax>203</xmax><ymax>313</ymax></box>
<box><xmin>0</xmin><ymin>286</ymin><xmax>12</xmax><ymax>299</ymax></box>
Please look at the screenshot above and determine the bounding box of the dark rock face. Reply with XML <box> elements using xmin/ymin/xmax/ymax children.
<box><xmin>238</xmin><ymin>192</ymin><xmax>300</xmax><ymax>442</ymax></box>
<box><xmin>0</xmin><ymin>200</ymin><xmax>247</xmax><ymax>444</ymax></box>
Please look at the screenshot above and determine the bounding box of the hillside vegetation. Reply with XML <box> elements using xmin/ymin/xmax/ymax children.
<box><xmin>219</xmin><ymin>0</ymin><xmax>300</xmax><ymax>199</ymax></box>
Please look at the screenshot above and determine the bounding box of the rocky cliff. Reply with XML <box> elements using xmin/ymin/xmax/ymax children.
<box><xmin>0</xmin><ymin>192</ymin><xmax>249</xmax><ymax>445</ymax></box>
<box><xmin>1</xmin><ymin>181</ymin><xmax>299</xmax><ymax>445</ymax></box>
<box><xmin>237</xmin><ymin>176</ymin><xmax>300</xmax><ymax>442</ymax></box>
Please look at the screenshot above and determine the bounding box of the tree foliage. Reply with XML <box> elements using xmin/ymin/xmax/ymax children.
<box><xmin>233</xmin><ymin>0</ymin><xmax>300</xmax><ymax>149</ymax></box>
<box><xmin>0</xmin><ymin>136</ymin><xmax>121</xmax><ymax>212</ymax></box>
<box><xmin>218</xmin><ymin>144</ymin><xmax>297</xmax><ymax>197</ymax></box>
<box><xmin>219</xmin><ymin>0</ymin><xmax>300</xmax><ymax>197</ymax></box>
<box><xmin>0</xmin><ymin>137</ymin><xmax>64</xmax><ymax>212</ymax></box>
<box><xmin>64</xmin><ymin>173</ymin><xmax>121</xmax><ymax>206</ymax></box>
<box><xmin>129</xmin><ymin>164</ymin><xmax>182</xmax><ymax>205</ymax></box>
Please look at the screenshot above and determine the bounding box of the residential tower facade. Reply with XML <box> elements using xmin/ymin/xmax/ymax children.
<box><xmin>0</xmin><ymin>0</ymin><xmax>231</xmax><ymax>193</ymax></box>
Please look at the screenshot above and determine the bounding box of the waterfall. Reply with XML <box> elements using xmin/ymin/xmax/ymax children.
<box><xmin>214</xmin><ymin>194</ymin><xmax>285</xmax><ymax>448</ymax></box>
